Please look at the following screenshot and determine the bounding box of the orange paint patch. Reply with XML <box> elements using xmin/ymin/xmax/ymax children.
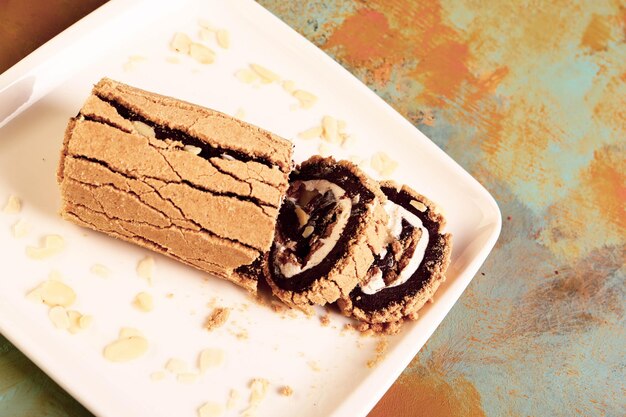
<box><xmin>581</xmin><ymin>14</ymin><xmax>613</xmax><ymax>51</ymax></box>
<box><xmin>586</xmin><ymin>147</ymin><xmax>626</xmax><ymax>231</ymax></box>
<box><xmin>324</xmin><ymin>8</ymin><xmax>410</xmax><ymax>71</ymax></box>
<box><xmin>368</xmin><ymin>372</ymin><xmax>486</xmax><ymax>417</ymax></box>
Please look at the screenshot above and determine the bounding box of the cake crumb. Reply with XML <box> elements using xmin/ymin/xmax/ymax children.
<box><xmin>198</xmin><ymin>401</ymin><xmax>224</xmax><ymax>417</ymax></box>
<box><xmin>90</xmin><ymin>264</ymin><xmax>111</xmax><ymax>278</ymax></box>
<box><xmin>3</xmin><ymin>195</ymin><xmax>21</xmax><ymax>214</ymax></box>
<box><xmin>367</xmin><ymin>339</ymin><xmax>389</xmax><ymax>368</ymax></box>
<box><xmin>279</xmin><ymin>386</ymin><xmax>293</xmax><ymax>397</ymax></box>
<box><xmin>204</xmin><ymin>307</ymin><xmax>230</xmax><ymax>331</ymax></box>
<box><xmin>11</xmin><ymin>219</ymin><xmax>30</xmax><ymax>238</ymax></box>
<box><xmin>319</xmin><ymin>314</ymin><xmax>330</xmax><ymax>327</ymax></box>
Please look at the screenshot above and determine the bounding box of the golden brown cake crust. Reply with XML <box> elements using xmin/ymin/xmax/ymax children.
<box><xmin>57</xmin><ymin>78</ymin><xmax>293</xmax><ymax>292</ymax></box>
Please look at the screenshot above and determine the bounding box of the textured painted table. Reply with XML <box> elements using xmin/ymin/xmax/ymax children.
<box><xmin>1</xmin><ymin>1</ymin><xmax>625</xmax><ymax>416</ymax></box>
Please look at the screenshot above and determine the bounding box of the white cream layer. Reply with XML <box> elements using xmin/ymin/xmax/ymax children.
<box><xmin>361</xmin><ymin>200</ymin><xmax>429</xmax><ymax>295</ymax></box>
<box><xmin>278</xmin><ymin>180</ymin><xmax>352</xmax><ymax>278</ymax></box>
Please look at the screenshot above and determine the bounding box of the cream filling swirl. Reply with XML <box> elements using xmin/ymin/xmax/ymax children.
<box><xmin>361</xmin><ymin>201</ymin><xmax>429</xmax><ymax>295</ymax></box>
<box><xmin>278</xmin><ymin>180</ymin><xmax>352</xmax><ymax>278</ymax></box>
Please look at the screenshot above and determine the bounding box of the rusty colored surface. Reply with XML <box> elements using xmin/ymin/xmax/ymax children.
<box><xmin>1</xmin><ymin>0</ymin><xmax>625</xmax><ymax>416</ymax></box>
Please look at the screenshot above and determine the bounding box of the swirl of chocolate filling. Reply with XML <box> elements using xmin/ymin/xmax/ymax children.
<box><xmin>265</xmin><ymin>156</ymin><xmax>388</xmax><ymax>312</ymax></box>
<box><xmin>338</xmin><ymin>181</ymin><xmax>452</xmax><ymax>331</ymax></box>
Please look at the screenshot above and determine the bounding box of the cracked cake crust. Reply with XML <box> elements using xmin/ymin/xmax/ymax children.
<box><xmin>57</xmin><ymin>79</ymin><xmax>293</xmax><ymax>292</ymax></box>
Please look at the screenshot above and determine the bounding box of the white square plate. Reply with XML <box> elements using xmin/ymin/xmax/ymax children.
<box><xmin>0</xmin><ymin>1</ymin><xmax>501</xmax><ymax>416</ymax></box>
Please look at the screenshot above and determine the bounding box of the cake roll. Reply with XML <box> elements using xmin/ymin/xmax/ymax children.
<box><xmin>338</xmin><ymin>181</ymin><xmax>452</xmax><ymax>332</ymax></box>
<box><xmin>57</xmin><ymin>78</ymin><xmax>293</xmax><ymax>292</ymax></box>
<box><xmin>265</xmin><ymin>156</ymin><xmax>389</xmax><ymax>312</ymax></box>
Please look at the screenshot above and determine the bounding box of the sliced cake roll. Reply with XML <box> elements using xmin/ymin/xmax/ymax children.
<box><xmin>265</xmin><ymin>156</ymin><xmax>389</xmax><ymax>313</ymax></box>
<box><xmin>338</xmin><ymin>181</ymin><xmax>452</xmax><ymax>333</ymax></box>
<box><xmin>57</xmin><ymin>78</ymin><xmax>293</xmax><ymax>292</ymax></box>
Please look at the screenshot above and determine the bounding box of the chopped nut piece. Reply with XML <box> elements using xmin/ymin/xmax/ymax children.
<box><xmin>250</xmin><ymin>64</ymin><xmax>280</xmax><ymax>83</ymax></box>
<box><xmin>26</xmin><ymin>234</ymin><xmax>65</xmax><ymax>259</ymax></box>
<box><xmin>409</xmin><ymin>199</ymin><xmax>427</xmax><ymax>212</ymax></box>
<box><xmin>183</xmin><ymin>144</ymin><xmax>202</xmax><ymax>155</ymax></box>
<box><xmin>190</xmin><ymin>43</ymin><xmax>215</xmax><ymax>64</ymax></box>
<box><xmin>170</xmin><ymin>32</ymin><xmax>192</xmax><ymax>54</ymax></box>
<box><xmin>341</xmin><ymin>134</ymin><xmax>356</xmax><ymax>149</ymax></box>
<box><xmin>282</xmin><ymin>80</ymin><xmax>295</xmax><ymax>93</ymax></box>
<box><xmin>177</xmin><ymin>372</ymin><xmax>198</xmax><ymax>384</ymax></box>
<box><xmin>317</xmin><ymin>143</ymin><xmax>332</xmax><ymax>157</ymax></box>
<box><xmin>337</xmin><ymin>119</ymin><xmax>347</xmax><ymax>131</ymax></box>
<box><xmin>242</xmin><ymin>378</ymin><xmax>269</xmax><ymax>415</ymax></box>
<box><xmin>235</xmin><ymin>68</ymin><xmax>258</xmax><ymax>84</ymax></box>
<box><xmin>79</xmin><ymin>314</ymin><xmax>93</xmax><ymax>329</ymax></box>
<box><xmin>11</xmin><ymin>219</ymin><xmax>30</xmax><ymax>238</ymax></box>
<box><xmin>292</xmin><ymin>90</ymin><xmax>317</xmax><ymax>109</ymax></box>
<box><xmin>199</xmin><ymin>28</ymin><xmax>214</xmax><ymax>42</ymax></box>
<box><xmin>307</xmin><ymin>361</ymin><xmax>321</xmax><ymax>372</ymax></box>
<box><xmin>90</xmin><ymin>264</ymin><xmax>111</xmax><ymax>278</ymax></box>
<box><xmin>294</xmin><ymin>206</ymin><xmax>310</xmax><ymax>227</ymax></box>
<box><xmin>67</xmin><ymin>309</ymin><xmax>82</xmax><ymax>333</ymax></box>
<box><xmin>123</xmin><ymin>55</ymin><xmax>147</xmax><ymax>72</ymax></box>
<box><xmin>322</xmin><ymin>116</ymin><xmax>340</xmax><ymax>143</ymax></box>
<box><xmin>198</xmin><ymin>19</ymin><xmax>216</xmax><ymax>31</ymax></box>
<box><xmin>103</xmin><ymin>335</ymin><xmax>149</xmax><ymax>362</ymax></box>
<box><xmin>279</xmin><ymin>386</ymin><xmax>293</xmax><ymax>397</ymax></box>
<box><xmin>132</xmin><ymin>120</ymin><xmax>155</xmax><ymax>138</ymax></box>
<box><xmin>48</xmin><ymin>270</ymin><xmax>63</xmax><ymax>281</ymax></box>
<box><xmin>3</xmin><ymin>195</ymin><xmax>21</xmax><ymax>213</ymax></box>
<box><xmin>165</xmin><ymin>56</ymin><xmax>180</xmax><ymax>64</ymax></box>
<box><xmin>136</xmin><ymin>256</ymin><xmax>154</xmax><ymax>283</ymax></box>
<box><xmin>198</xmin><ymin>402</ymin><xmax>224</xmax><ymax>417</ymax></box>
<box><xmin>165</xmin><ymin>358</ymin><xmax>188</xmax><ymax>374</ymax></box>
<box><xmin>301</xmin><ymin>225</ymin><xmax>314</xmax><ymax>238</ymax></box>
<box><xmin>150</xmin><ymin>371</ymin><xmax>166</xmax><ymax>381</ymax></box>
<box><xmin>134</xmin><ymin>292</ymin><xmax>154</xmax><ymax>312</ymax></box>
<box><xmin>226</xmin><ymin>389</ymin><xmax>239</xmax><ymax>410</ymax></box>
<box><xmin>297</xmin><ymin>126</ymin><xmax>322</xmax><ymax>140</ymax></box>
<box><xmin>199</xmin><ymin>348</ymin><xmax>225</xmax><ymax>373</ymax></box>
<box><xmin>216</xmin><ymin>29</ymin><xmax>230</xmax><ymax>48</ymax></box>
<box><xmin>370</xmin><ymin>152</ymin><xmax>398</xmax><ymax>177</ymax></box>
<box><xmin>204</xmin><ymin>307</ymin><xmax>230</xmax><ymax>331</ymax></box>
<box><xmin>119</xmin><ymin>327</ymin><xmax>143</xmax><ymax>339</ymax></box>
<box><xmin>27</xmin><ymin>280</ymin><xmax>76</xmax><ymax>307</ymax></box>
<box><xmin>49</xmin><ymin>306</ymin><xmax>70</xmax><ymax>330</ymax></box>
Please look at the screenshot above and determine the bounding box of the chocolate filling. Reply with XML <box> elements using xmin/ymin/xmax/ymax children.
<box><xmin>84</xmin><ymin>95</ymin><xmax>282</xmax><ymax>172</ymax></box>
<box><xmin>269</xmin><ymin>162</ymin><xmax>374</xmax><ymax>292</ymax></box>
<box><xmin>349</xmin><ymin>186</ymin><xmax>447</xmax><ymax>312</ymax></box>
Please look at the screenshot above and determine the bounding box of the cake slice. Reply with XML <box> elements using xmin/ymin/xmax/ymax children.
<box><xmin>264</xmin><ymin>156</ymin><xmax>389</xmax><ymax>313</ymax></box>
<box><xmin>338</xmin><ymin>181</ymin><xmax>452</xmax><ymax>333</ymax></box>
<box><xmin>57</xmin><ymin>78</ymin><xmax>293</xmax><ymax>292</ymax></box>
